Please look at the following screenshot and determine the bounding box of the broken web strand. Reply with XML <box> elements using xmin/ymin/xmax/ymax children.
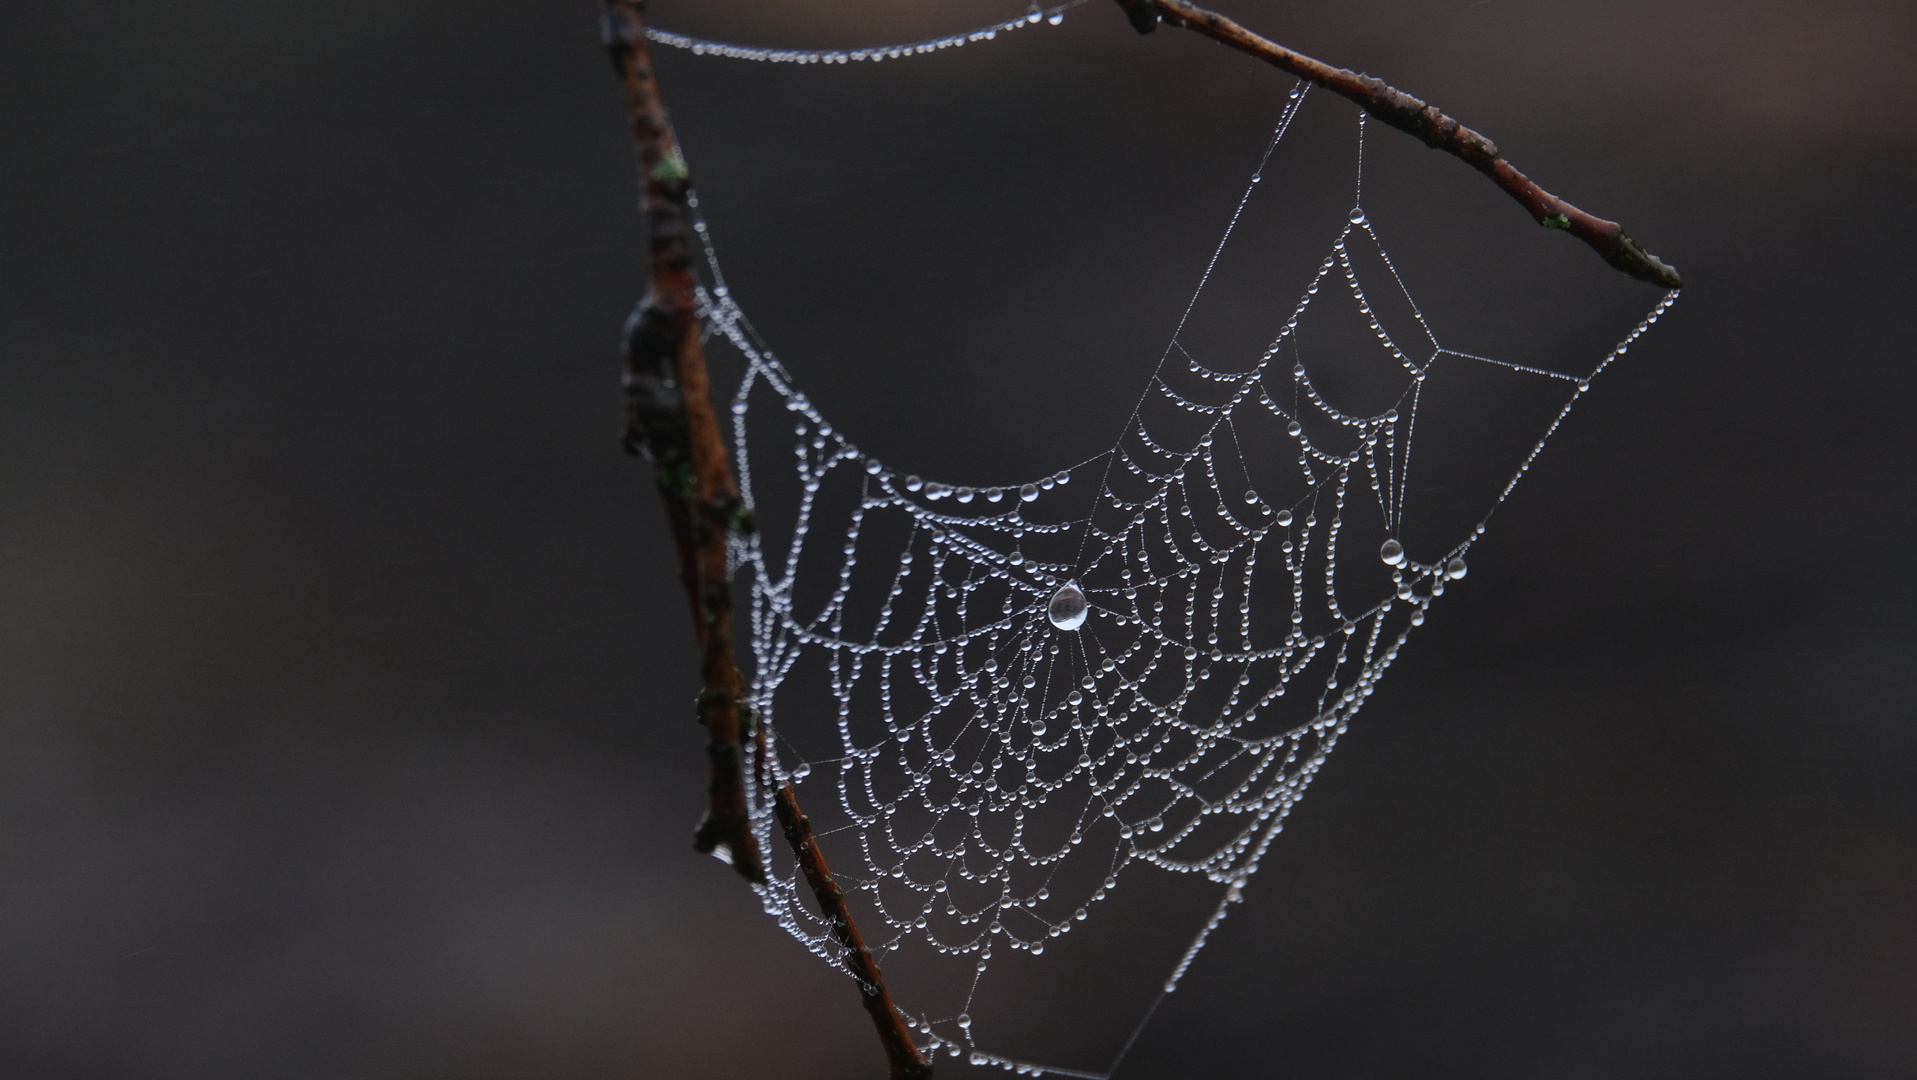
<box><xmin>672</xmin><ymin>66</ymin><xmax>1679</xmax><ymax>1077</ymax></box>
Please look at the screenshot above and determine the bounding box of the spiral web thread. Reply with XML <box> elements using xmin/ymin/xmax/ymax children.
<box><xmin>671</xmin><ymin>62</ymin><xmax>1676</xmax><ymax>1076</ymax></box>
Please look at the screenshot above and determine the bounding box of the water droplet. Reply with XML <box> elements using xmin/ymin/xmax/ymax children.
<box><xmin>1074</xmin><ymin>908</ymin><xmax>1087</xmax><ymax>921</ymax></box>
<box><xmin>1379</xmin><ymin>539</ymin><xmax>1405</xmax><ymax>566</ymax></box>
<box><xmin>957</xmin><ymin>488</ymin><xmax>976</xmax><ymax>503</ymax></box>
<box><xmin>1020</xmin><ymin>483</ymin><xmax>1039</xmax><ymax>502</ymax></box>
<box><xmin>1242</xmin><ymin>489</ymin><xmax>1259</xmax><ymax>505</ymax></box>
<box><xmin>1287</xmin><ymin>420</ymin><xmax>1302</xmax><ymax>437</ymax></box>
<box><xmin>986</xmin><ymin>488</ymin><xmax>1004</xmax><ymax>503</ymax></box>
<box><xmin>1349</xmin><ymin>206</ymin><xmax>1367</xmax><ymax>224</ymax></box>
<box><xmin>791</xmin><ymin>763</ymin><xmax>811</xmax><ymax>780</ymax></box>
<box><xmin>1445</xmin><ymin>557</ymin><xmax>1468</xmax><ymax>580</ymax></box>
<box><xmin>1047</xmin><ymin>10</ymin><xmax>1064</xmax><ymax>24</ymax></box>
<box><xmin>1053</xmin><ymin>471</ymin><xmax>1071</xmax><ymax>486</ymax></box>
<box><xmin>957</xmin><ymin>1013</ymin><xmax>972</xmax><ymax>1027</ymax></box>
<box><xmin>1047</xmin><ymin>581</ymin><xmax>1088</xmax><ymax>631</ymax></box>
<box><xmin>905</xmin><ymin>475</ymin><xmax>923</xmax><ymax>491</ymax></box>
<box><xmin>1276</xmin><ymin>509</ymin><xmax>1293</xmax><ymax>526</ymax></box>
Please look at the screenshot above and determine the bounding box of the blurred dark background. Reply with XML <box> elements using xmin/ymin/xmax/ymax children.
<box><xmin>1</xmin><ymin>1</ymin><xmax>1912</xmax><ymax>1077</ymax></box>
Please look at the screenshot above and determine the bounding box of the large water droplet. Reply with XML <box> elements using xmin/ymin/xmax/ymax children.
<box><xmin>1445</xmin><ymin>557</ymin><xmax>1468</xmax><ymax>580</ymax></box>
<box><xmin>1349</xmin><ymin>206</ymin><xmax>1367</xmax><ymax>224</ymax></box>
<box><xmin>1020</xmin><ymin>482</ymin><xmax>1039</xmax><ymax>502</ymax></box>
<box><xmin>1047</xmin><ymin>10</ymin><xmax>1064</xmax><ymax>24</ymax></box>
<box><xmin>1047</xmin><ymin>581</ymin><xmax>1088</xmax><ymax>631</ymax></box>
<box><xmin>1380</xmin><ymin>539</ymin><xmax>1405</xmax><ymax>566</ymax></box>
<box><xmin>1287</xmin><ymin>420</ymin><xmax>1302</xmax><ymax>437</ymax></box>
<box><xmin>1275</xmin><ymin>509</ymin><xmax>1294</xmax><ymax>526</ymax></box>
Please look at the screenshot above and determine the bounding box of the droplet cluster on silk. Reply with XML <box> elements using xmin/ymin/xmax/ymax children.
<box><xmin>650</xmin><ymin>42</ymin><xmax>1678</xmax><ymax>1072</ymax></box>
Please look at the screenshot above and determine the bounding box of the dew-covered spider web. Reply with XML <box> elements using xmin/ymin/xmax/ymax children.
<box><xmin>653</xmin><ymin>14</ymin><xmax>1676</xmax><ymax>1077</ymax></box>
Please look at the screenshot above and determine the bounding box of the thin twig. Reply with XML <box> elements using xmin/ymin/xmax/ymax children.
<box><xmin>774</xmin><ymin>782</ymin><xmax>937</xmax><ymax>1080</ymax></box>
<box><xmin>603</xmin><ymin>0</ymin><xmax>764</xmax><ymax>886</ymax></box>
<box><xmin>1113</xmin><ymin>0</ymin><xmax>1683</xmax><ymax>288</ymax></box>
<box><xmin>601</xmin><ymin>3</ymin><xmax>934</xmax><ymax>1077</ymax></box>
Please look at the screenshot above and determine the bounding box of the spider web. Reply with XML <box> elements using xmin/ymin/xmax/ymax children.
<box><xmin>656</xmin><ymin>22</ymin><xmax>1677</xmax><ymax>1076</ymax></box>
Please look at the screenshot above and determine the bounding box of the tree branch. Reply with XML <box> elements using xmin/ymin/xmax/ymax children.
<box><xmin>601</xmin><ymin>3</ymin><xmax>934</xmax><ymax>1076</ymax></box>
<box><xmin>1113</xmin><ymin>0</ymin><xmax>1682</xmax><ymax>288</ymax></box>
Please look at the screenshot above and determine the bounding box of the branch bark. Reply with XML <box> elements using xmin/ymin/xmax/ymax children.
<box><xmin>601</xmin><ymin>3</ymin><xmax>934</xmax><ymax>1077</ymax></box>
<box><xmin>1113</xmin><ymin>0</ymin><xmax>1682</xmax><ymax>288</ymax></box>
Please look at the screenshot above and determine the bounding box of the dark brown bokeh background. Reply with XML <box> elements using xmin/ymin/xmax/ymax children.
<box><xmin>2</xmin><ymin>1</ymin><xmax>1912</xmax><ymax>1077</ymax></box>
